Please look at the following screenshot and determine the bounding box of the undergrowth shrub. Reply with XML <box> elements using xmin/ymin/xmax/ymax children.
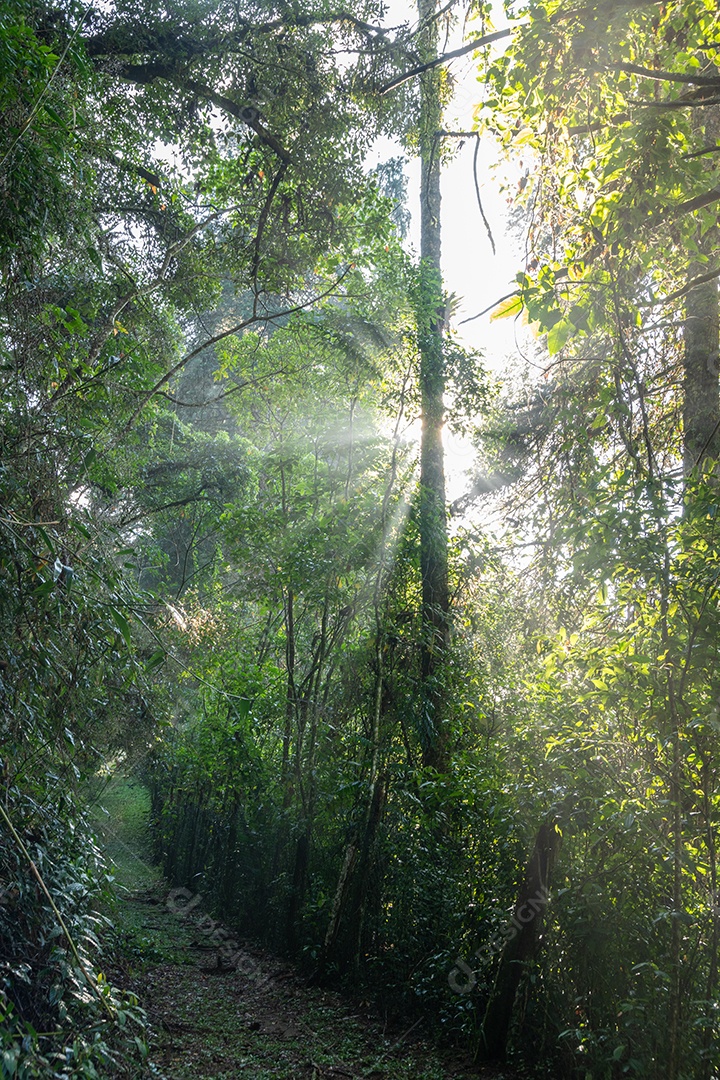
<box><xmin>0</xmin><ymin>785</ymin><xmax>149</xmax><ymax>1079</ymax></box>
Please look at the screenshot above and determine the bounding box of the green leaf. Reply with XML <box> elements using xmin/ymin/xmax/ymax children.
<box><xmin>42</xmin><ymin>103</ymin><xmax>68</xmax><ymax>130</ymax></box>
<box><xmin>489</xmin><ymin>294</ymin><xmax>523</xmax><ymax>321</ymax></box>
<box><xmin>33</xmin><ymin>579</ymin><xmax>55</xmax><ymax>598</ymax></box>
<box><xmin>86</xmin><ymin>246</ymin><xmax>103</xmax><ymax>272</ymax></box>
<box><xmin>35</xmin><ymin>526</ymin><xmax>56</xmax><ymax>555</ymax></box>
<box><xmin>2</xmin><ymin>1049</ymin><xmax>18</xmax><ymax>1076</ymax></box>
<box><xmin>144</xmin><ymin>649</ymin><xmax>166</xmax><ymax>672</ymax></box>
<box><xmin>108</xmin><ymin>607</ymin><xmax>132</xmax><ymax>648</ymax></box>
<box><xmin>71</xmin><ymin>519</ymin><xmax>91</xmax><ymax>539</ymax></box>
<box><xmin>547</xmin><ymin>320</ymin><xmax>570</xmax><ymax>354</ymax></box>
<box><xmin>567</xmin><ymin>304</ymin><xmax>589</xmax><ymax>332</ymax></box>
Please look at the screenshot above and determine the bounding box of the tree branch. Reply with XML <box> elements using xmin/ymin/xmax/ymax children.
<box><xmin>643</xmin><ymin>94</ymin><xmax>720</xmax><ymax>109</ymax></box>
<box><xmin>155</xmin><ymin>368</ymin><xmax>292</xmax><ymax>408</ymax></box>
<box><xmin>682</xmin><ymin>144</ymin><xmax>720</xmax><ymax>159</ymax></box>
<box><xmin>0</xmin><ymin>801</ymin><xmax>115</xmax><ymax>1020</ymax></box>
<box><xmin>664</xmin><ymin>186</ymin><xmax>720</xmax><ymax>220</ymax></box>
<box><xmin>252</xmin><ymin>163</ymin><xmax>288</xmax><ymax>285</ymax></box>
<box><xmin>473</xmin><ymin>136</ymin><xmax>495</xmax><ymax>256</ymax></box>
<box><xmin>0</xmin><ymin>3</ymin><xmax>92</xmax><ymax>172</ymax></box>
<box><xmin>460</xmin><ymin>290</ymin><xmax>519</xmax><ymax>325</ymax></box>
<box><xmin>607</xmin><ymin>61</ymin><xmax>720</xmax><ymax>86</ymax></box>
<box><xmin>643</xmin><ymin>265</ymin><xmax>720</xmax><ymax>307</ymax></box>
<box><xmin>116</xmin><ymin>268</ymin><xmax>355</xmax><ymax>437</ymax></box>
<box><xmin>439</xmin><ymin>129</ymin><xmax>479</xmax><ymax>138</ymax></box>
<box><xmin>379</xmin><ymin>27</ymin><xmax>514</xmax><ymax>94</ymax></box>
<box><xmin>86</xmin><ymin>10</ymin><xmax>393</xmax><ymax>57</ymax></box>
<box><xmin>568</xmin><ymin>113</ymin><xmax>629</xmax><ymax>134</ymax></box>
<box><xmin>100</xmin><ymin>150</ymin><xmax>165</xmax><ymax>190</ymax></box>
<box><xmin>48</xmin><ymin>206</ymin><xmax>241</xmax><ymax>406</ymax></box>
<box><xmin>118</xmin><ymin>64</ymin><xmax>293</xmax><ymax>163</ymax></box>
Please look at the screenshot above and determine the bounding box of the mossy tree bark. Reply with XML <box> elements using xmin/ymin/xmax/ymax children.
<box><xmin>683</xmin><ymin>107</ymin><xmax>720</xmax><ymax>476</ymax></box>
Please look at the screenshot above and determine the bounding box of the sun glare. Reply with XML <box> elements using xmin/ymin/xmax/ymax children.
<box><xmin>404</xmin><ymin>417</ymin><xmax>476</xmax><ymax>503</ymax></box>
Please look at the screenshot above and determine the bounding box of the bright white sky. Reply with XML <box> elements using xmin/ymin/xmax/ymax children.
<box><xmin>367</xmin><ymin>1</ymin><xmax>531</xmax><ymax>499</ymax></box>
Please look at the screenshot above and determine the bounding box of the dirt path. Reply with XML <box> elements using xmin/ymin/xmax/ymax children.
<box><xmin>116</xmin><ymin>884</ymin><xmax>498</xmax><ymax>1080</ymax></box>
<box><xmin>94</xmin><ymin>780</ymin><xmax>514</xmax><ymax>1080</ymax></box>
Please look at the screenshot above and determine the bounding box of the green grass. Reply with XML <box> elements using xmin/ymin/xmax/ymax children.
<box><xmin>88</xmin><ymin>775</ymin><xmax>160</xmax><ymax>893</ymax></box>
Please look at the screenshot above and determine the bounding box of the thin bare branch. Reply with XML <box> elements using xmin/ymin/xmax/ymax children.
<box><xmin>379</xmin><ymin>27</ymin><xmax>514</xmax><ymax>94</ymax></box>
<box><xmin>460</xmin><ymin>289</ymin><xmax>519</xmax><ymax>324</ymax></box>
<box><xmin>117</xmin><ymin>269</ymin><xmax>355</xmax><ymax>436</ymax></box>
<box><xmin>48</xmin><ymin>206</ymin><xmax>241</xmax><ymax>406</ymax></box>
<box><xmin>0</xmin><ymin>4</ymin><xmax>92</xmax><ymax>173</ymax></box>
<box><xmin>473</xmin><ymin>136</ymin><xmax>495</xmax><ymax>256</ymax></box>
<box><xmin>252</xmin><ymin>163</ymin><xmax>288</xmax><ymax>285</ymax></box>
<box><xmin>156</xmin><ymin>367</ymin><xmax>294</xmax><ymax>408</ymax></box>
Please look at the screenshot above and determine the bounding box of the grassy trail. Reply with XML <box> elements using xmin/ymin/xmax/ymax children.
<box><xmin>92</xmin><ymin>778</ymin><xmax>512</xmax><ymax>1080</ymax></box>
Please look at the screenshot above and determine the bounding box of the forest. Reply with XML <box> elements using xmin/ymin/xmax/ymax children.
<box><xmin>2</xmin><ymin>0</ymin><xmax>720</xmax><ymax>1076</ymax></box>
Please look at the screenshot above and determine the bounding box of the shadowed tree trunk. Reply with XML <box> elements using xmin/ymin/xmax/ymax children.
<box><xmin>417</xmin><ymin>0</ymin><xmax>450</xmax><ymax>773</ymax></box>
<box><xmin>684</xmin><ymin>278</ymin><xmax>719</xmax><ymax>472</ymax></box>
<box><xmin>321</xmin><ymin>627</ymin><xmax>386</xmax><ymax>972</ymax></box>
<box><xmin>479</xmin><ymin>822</ymin><xmax>561</xmax><ymax>1061</ymax></box>
<box><xmin>286</xmin><ymin>830</ymin><xmax>309</xmax><ymax>952</ymax></box>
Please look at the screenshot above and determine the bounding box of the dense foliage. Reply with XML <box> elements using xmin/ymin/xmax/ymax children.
<box><xmin>458</xmin><ymin>0</ymin><xmax>720</xmax><ymax>1075</ymax></box>
<box><xmin>0</xmin><ymin>0</ymin><xmax>421</xmax><ymax>1072</ymax></box>
<box><xmin>3</xmin><ymin>0</ymin><xmax>720</xmax><ymax>1077</ymax></box>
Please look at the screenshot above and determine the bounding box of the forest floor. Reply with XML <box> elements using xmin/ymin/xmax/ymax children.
<box><xmin>91</xmin><ymin>778</ymin><xmax>518</xmax><ymax>1080</ymax></box>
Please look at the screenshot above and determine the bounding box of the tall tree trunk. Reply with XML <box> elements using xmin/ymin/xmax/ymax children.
<box><xmin>701</xmin><ymin>757</ymin><xmax>719</xmax><ymax>1080</ymax></box>
<box><xmin>668</xmin><ymin>719</ymin><xmax>683</xmax><ymax>1080</ymax></box>
<box><xmin>282</xmin><ymin>583</ymin><xmax>296</xmax><ymax>798</ymax></box>
<box><xmin>657</xmin><ymin>546</ymin><xmax>684</xmax><ymax>1080</ymax></box>
<box><xmin>417</xmin><ymin>0</ymin><xmax>450</xmax><ymax>772</ymax></box>
<box><xmin>673</xmin><ymin>107</ymin><xmax>720</xmax><ymax>1076</ymax></box>
<box><xmin>280</xmin><ymin>453</ymin><xmax>296</xmax><ymax>800</ymax></box>
<box><xmin>479</xmin><ymin>823</ymin><xmax>561</xmax><ymax>1062</ymax></box>
<box><xmin>683</xmin><ymin>277</ymin><xmax>719</xmax><ymax>472</ymax></box>
<box><xmin>345</xmin><ymin>616</ymin><xmax>388</xmax><ymax>972</ymax></box>
<box><xmin>684</xmin><ymin>108</ymin><xmax>720</xmax><ymax>474</ymax></box>
<box><xmin>321</xmin><ymin>624</ymin><xmax>385</xmax><ymax>971</ymax></box>
<box><xmin>285</xmin><ymin>829</ymin><xmax>309</xmax><ymax>953</ymax></box>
